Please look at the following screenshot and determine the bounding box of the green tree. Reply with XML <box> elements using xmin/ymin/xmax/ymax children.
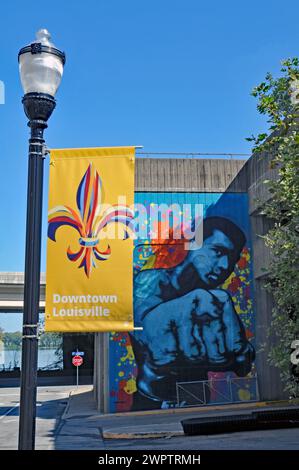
<box><xmin>39</xmin><ymin>332</ymin><xmax>62</xmax><ymax>349</ymax></box>
<box><xmin>3</xmin><ymin>332</ymin><xmax>22</xmax><ymax>350</ymax></box>
<box><xmin>248</xmin><ymin>58</ymin><xmax>299</xmax><ymax>397</ymax></box>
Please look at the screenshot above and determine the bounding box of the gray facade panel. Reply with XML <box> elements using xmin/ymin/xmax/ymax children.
<box><xmin>135</xmin><ymin>158</ymin><xmax>246</xmax><ymax>192</ymax></box>
<box><xmin>228</xmin><ymin>151</ymin><xmax>287</xmax><ymax>402</ymax></box>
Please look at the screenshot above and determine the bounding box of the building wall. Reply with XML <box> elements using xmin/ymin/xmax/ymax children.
<box><xmin>135</xmin><ymin>158</ymin><xmax>246</xmax><ymax>192</ymax></box>
<box><xmin>227</xmin><ymin>150</ymin><xmax>287</xmax><ymax>401</ymax></box>
<box><xmin>94</xmin><ymin>158</ymin><xmax>251</xmax><ymax>411</ymax></box>
<box><xmin>95</xmin><ymin>153</ymin><xmax>288</xmax><ymax>411</ymax></box>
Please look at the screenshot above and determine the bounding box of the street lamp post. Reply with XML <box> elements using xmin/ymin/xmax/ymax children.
<box><xmin>18</xmin><ymin>29</ymin><xmax>65</xmax><ymax>450</ymax></box>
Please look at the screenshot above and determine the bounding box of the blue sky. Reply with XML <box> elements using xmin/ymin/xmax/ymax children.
<box><xmin>0</xmin><ymin>0</ymin><xmax>299</xmax><ymax>272</ymax></box>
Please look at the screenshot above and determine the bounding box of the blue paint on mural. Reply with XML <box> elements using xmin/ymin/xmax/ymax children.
<box><xmin>109</xmin><ymin>192</ymin><xmax>256</xmax><ymax>412</ymax></box>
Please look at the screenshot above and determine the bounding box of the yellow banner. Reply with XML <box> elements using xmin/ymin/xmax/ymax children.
<box><xmin>45</xmin><ymin>147</ymin><xmax>135</xmax><ymax>332</ymax></box>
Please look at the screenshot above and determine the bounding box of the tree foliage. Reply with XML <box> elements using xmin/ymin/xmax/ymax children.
<box><xmin>248</xmin><ymin>58</ymin><xmax>299</xmax><ymax>397</ymax></box>
<box><xmin>2</xmin><ymin>331</ymin><xmax>62</xmax><ymax>350</ymax></box>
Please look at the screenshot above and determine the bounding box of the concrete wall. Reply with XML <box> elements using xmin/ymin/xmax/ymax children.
<box><xmin>227</xmin><ymin>151</ymin><xmax>287</xmax><ymax>401</ymax></box>
<box><xmin>135</xmin><ymin>157</ymin><xmax>246</xmax><ymax>192</ymax></box>
<box><xmin>93</xmin><ymin>332</ymin><xmax>109</xmax><ymax>412</ymax></box>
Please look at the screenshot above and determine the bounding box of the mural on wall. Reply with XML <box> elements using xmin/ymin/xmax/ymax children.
<box><xmin>109</xmin><ymin>193</ymin><xmax>256</xmax><ymax>412</ymax></box>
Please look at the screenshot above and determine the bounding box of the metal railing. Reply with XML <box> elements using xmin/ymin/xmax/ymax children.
<box><xmin>136</xmin><ymin>151</ymin><xmax>250</xmax><ymax>160</ymax></box>
<box><xmin>176</xmin><ymin>375</ymin><xmax>259</xmax><ymax>407</ymax></box>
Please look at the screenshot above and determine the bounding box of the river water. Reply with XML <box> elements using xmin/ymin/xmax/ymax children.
<box><xmin>0</xmin><ymin>348</ymin><xmax>63</xmax><ymax>371</ymax></box>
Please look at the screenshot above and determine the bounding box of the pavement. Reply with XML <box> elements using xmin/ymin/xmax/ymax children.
<box><xmin>0</xmin><ymin>385</ymin><xmax>75</xmax><ymax>450</ymax></box>
<box><xmin>1</xmin><ymin>385</ymin><xmax>299</xmax><ymax>450</ymax></box>
<box><xmin>55</xmin><ymin>386</ymin><xmax>299</xmax><ymax>450</ymax></box>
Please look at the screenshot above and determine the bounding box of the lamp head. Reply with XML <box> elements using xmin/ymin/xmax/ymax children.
<box><xmin>18</xmin><ymin>29</ymin><xmax>65</xmax><ymax>97</ymax></box>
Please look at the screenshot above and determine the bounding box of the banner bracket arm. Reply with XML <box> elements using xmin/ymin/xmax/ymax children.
<box><xmin>43</xmin><ymin>146</ymin><xmax>143</xmax><ymax>154</ymax></box>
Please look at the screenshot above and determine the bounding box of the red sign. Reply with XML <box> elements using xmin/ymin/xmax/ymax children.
<box><xmin>72</xmin><ymin>355</ymin><xmax>83</xmax><ymax>367</ymax></box>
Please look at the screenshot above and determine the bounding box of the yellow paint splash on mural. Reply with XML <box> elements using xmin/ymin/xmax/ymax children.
<box><xmin>120</xmin><ymin>345</ymin><xmax>135</xmax><ymax>363</ymax></box>
<box><xmin>235</xmin><ymin>304</ymin><xmax>241</xmax><ymax>314</ymax></box>
<box><xmin>124</xmin><ymin>378</ymin><xmax>137</xmax><ymax>395</ymax></box>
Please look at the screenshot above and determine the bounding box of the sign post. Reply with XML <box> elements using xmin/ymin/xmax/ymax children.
<box><xmin>72</xmin><ymin>351</ymin><xmax>84</xmax><ymax>388</ymax></box>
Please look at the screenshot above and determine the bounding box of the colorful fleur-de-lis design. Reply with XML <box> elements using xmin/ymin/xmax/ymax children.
<box><xmin>48</xmin><ymin>163</ymin><xmax>134</xmax><ymax>277</ymax></box>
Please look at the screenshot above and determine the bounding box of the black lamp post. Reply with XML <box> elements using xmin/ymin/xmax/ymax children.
<box><xmin>18</xmin><ymin>29</ymin><xmax>65</xmax><ymax>450</ymax></box>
